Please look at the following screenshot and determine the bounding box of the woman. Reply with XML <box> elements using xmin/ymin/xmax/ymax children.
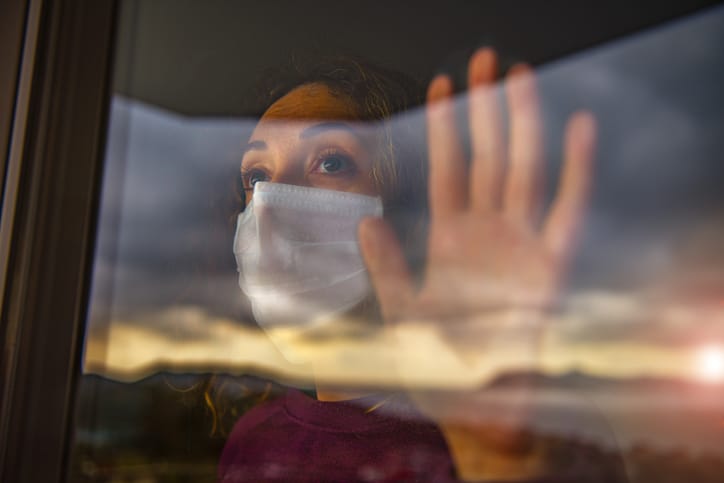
<box><xmin>220</xmin><ymin>49</ymin><xmax>625</xmax><ymax>482</ymax></box>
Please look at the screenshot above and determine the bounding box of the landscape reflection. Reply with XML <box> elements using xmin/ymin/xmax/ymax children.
<box><xmin>71</xmin><ymin>6</ymin><xmax>724</xmax><ymax>483</ymax></box>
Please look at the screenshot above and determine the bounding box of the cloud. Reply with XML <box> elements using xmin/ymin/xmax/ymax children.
<box><xmin>84</xmin><ymin>297</ymin><xmax>724</xmax><ymax>387</ymax></box>
<box><xmin>550</xmin><ymin>289</ymin><xmax>724</xmax><ymax>350</ymax></box>
<box><xmin>85</xmin><ymin>304</ymin><xmax>543</xmax><ymax>387</ymax></box>
<box><xmin>85</xmin><ymin>10</ymin><xmax>724</xmax><ymax>380</ymax></box>
<box><xmin>92</xmin><ymin>98</ymin><xmax>257</xmax><ymax>319</ymax></box>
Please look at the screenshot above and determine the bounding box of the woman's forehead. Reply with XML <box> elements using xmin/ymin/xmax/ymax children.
<box><xmin>261</xmin><ymin>83</ymin><xmax>359</xmax><ymax>122</ymax></box>
<box><xmin>250</xmin><ymin>84</ymin><xmax>381</xmax><ymax>145</ymax></box>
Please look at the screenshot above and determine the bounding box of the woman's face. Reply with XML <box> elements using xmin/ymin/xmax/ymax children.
<box><xmin>240</xmin><ymin>83</ymin><xmax>379</xmax><ymax>205</ymax></box>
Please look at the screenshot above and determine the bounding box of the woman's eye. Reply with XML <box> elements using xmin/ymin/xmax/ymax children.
<box><xmin>242</xmin><ymin>169</ymin><xmax>269</xmax><ymax>190</ymax></box>
<box><xmin>316</xmin><ymin>152</ymin><xmax>354</xmax><ymax>174</ymax></box>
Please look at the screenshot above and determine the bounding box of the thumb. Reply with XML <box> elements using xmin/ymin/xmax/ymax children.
<box><xmin>358</xmin><ymin>217</ymin><xmax>415</xmax><ymax>322</ymax></box>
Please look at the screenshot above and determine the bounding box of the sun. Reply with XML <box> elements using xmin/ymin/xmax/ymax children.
<box><xmin>694</xmin><ymin>345</ymin><xmax>724</xmax><ymax>383</ymax></box>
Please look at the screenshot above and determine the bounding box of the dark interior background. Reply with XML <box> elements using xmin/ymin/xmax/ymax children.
<box><xmin>113</xmin><ymin>0</ymin><xmax>722</xmax><ymax>116</ymax></box>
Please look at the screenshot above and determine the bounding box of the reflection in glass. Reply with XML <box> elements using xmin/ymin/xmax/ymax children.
<box><xmin>70</xmin><ymin>6</ymin><xmax>724</xmax><ymax>483</ymax></box>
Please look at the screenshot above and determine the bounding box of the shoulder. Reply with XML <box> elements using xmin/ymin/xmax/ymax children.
<box><xmin>228</xmin><ymin>393</ymin><xmax>287</xmax><ymax>436</ymax></box>
<box><xmin>217</xmin><ymin>392</ymin><xmax>288</xmax><ymax>478</ymax></box>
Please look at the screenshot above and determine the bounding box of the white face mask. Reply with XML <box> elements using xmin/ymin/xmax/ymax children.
<box><xmin>233</xmin><ymin>182</ymin><xmax>383</xmax><ymax>337</ymax></box>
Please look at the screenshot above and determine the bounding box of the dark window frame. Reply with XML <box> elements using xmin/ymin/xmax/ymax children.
<box><xmin>0</xmin><ymin>1</ymin><xmax>117</xmax><ymax>482</ymax></box>
<box><xmin>0</xmin><ymin>0</ymin><xmax>30</xmax><ymax>198</ymax></box>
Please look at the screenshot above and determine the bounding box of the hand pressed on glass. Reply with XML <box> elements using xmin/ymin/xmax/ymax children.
<box><xmin>357</xmin><ymin>48</ymin><xmax>597</xmax><ymax>481</ymax></box>
<box><xmin>360</xmin><ymin>47</ymin><xmax>595</xmax><ymax>327</ymax></box>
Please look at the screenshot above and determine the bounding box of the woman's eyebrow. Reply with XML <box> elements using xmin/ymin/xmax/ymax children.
<box><xmin>241</xmin><ymin>140</ymin><xmax>267</xmax><ymax>156</ymax></box>
<box><xmin>299</xmin><ymin>122</ymin><xmax>361</xmax><ymax>140</ymax></box>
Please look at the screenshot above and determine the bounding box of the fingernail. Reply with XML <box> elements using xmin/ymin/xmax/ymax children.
<box><xmin>471</xmin><ymin>48</ymin><xmax>496</xmax><ymax>83</ymax></box>
<box><xmin>428</xmin><ymin>75</ymin><xmax>453</xmax><ymax>101</ymax></box>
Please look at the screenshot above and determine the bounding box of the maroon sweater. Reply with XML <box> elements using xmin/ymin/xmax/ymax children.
<box><xmin>218</xmin><ymin>389</ymin><xmax>627</xmax><ymax>482</ymax></box>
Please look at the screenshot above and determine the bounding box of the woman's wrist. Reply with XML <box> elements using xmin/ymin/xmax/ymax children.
<box><xmin>440</xmin><ymin>423</ymin><xmax>552</xmax><ymax>482</ymax></box>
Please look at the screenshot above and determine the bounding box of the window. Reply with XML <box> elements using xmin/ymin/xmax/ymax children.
<box><xmin>2</xmin><ymin>1</ymin><xmax>723</xmax><ymax>482</ymax></box>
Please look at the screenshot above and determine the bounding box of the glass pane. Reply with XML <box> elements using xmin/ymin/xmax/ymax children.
<box><xmin>69</xmin><ymin>2</ymin><xmax>724</xmax><ymax>482</ymax></box>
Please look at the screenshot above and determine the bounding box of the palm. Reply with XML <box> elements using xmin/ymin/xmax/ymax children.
<box><xmin>360</xmin><ymin>48</ymin><xmax>596</xmax><ymax>338</ymax></box>
<box><xmin>421</xmin><ymin>213</ymin><xmax>556</xmax><ymax>316</ymax></box>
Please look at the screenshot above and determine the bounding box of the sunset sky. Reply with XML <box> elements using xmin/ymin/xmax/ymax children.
<box><xmin>84</xmin><ymin>7</ymin><xmax>724</xmax><ymax>387</ymax></box>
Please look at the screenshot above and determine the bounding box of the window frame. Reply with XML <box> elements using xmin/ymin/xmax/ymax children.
<box><xmin>0</xmin><ymin>1</ymin><xmax>117</xmax><ymax>482</ymax></box>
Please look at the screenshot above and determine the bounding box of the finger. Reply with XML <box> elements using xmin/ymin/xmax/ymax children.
<box><xmin>427</xmin><ymin>75</ymin><xmax>468</xmax><ymax>216</ymax></box>
<box><xmin>503</xmin><ymin>64</ymin><xmax>544</xmax><ymax>226</ymax></box>
<box><xmin>358</xmin><ymin>217</ymin><xmax>415</xmax><ymax>322</ymax></box>
<box><xmin>543</xmin><ymin>112</ymin><xmax>596</xmax><ymax>261</ymax></box>
<box><xmin>468</xmin><ymin>48</ymin><xmax>505</xmax><ymax>212</ymax></box>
